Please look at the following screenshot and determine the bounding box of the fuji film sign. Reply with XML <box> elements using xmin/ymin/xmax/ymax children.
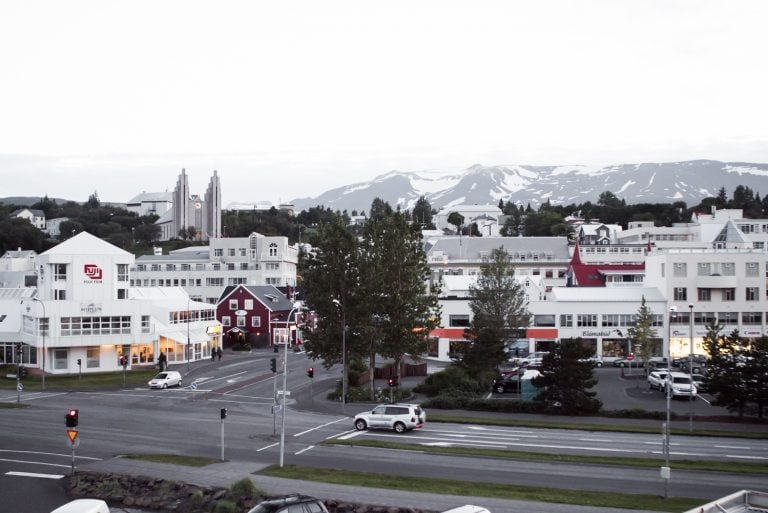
<box><xmin>83</xmin><ymin>264</ymin><xmax>103</xmax><ymax>283</ymax></box>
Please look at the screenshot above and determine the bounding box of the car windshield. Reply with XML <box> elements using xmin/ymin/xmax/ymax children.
<box><xmin>673</xmin><ymin>377</ymin><xmax>691</xmax><ymax>384</ymax></box>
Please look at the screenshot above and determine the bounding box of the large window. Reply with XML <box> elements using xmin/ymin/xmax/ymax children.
<box><xmin>86</xmin><ymin>347</ymin><xmax>100</xmax><ymax>368</ymax></box>
<box><xmin>602</xmin><ymin>314</ymin><xmax>636</xmax><ymax>327</ymax></box>
<box><xmin>269</xmin><ymin>243</ymin><xmax>278</xmax><ymax>257</ymax></box>
<box><xmin>60</xmin><ymin>316</ymin><xmax>131</xmax><ymax>336</ymax></box>
<box><xmin>746</xmin><ymin>262</ymin><xmax>760</xmax><ymax>277</ymax></box>
<box><xmin>533</xmin><ymin>315</ymin><xmax>555</xmax><ymax>327</ymax></box>
<box><xmin>449</xmin><ymin>315</ymin><xmax>470</xmax><ymax>327</ymax></box>
<box><xmin>673</xmin><ymin>262</ymin><xmax>687</xmax><ymax>277</ymax></box>
<box><xmin>746</xmin><ymin>287</ymin><xmax>760</xmax><ymax>301</ymax></box>
<box><xmin>251</xmin><ymin>316</ymin><xmax>261</xmax><ymax>328</ymax></box>
<box><xmin>674</xmin><ymin>288</ymin><xmax>687</xmax><ymax>301</ymax></box>
<box><xmin>54</xmin><ymin>263</ymin><xmax>67</xmax><ymax>281</ymax></box>
<box><xmin>576</xmin><ymin>314</ymin><xmax>598</xmax><ymax>327</ymax></box>
<box><xmin>718</xmin><ymin>312</ymin><xmax>738</xmax><ymax>324</ymax></box>
<box><xmin>742</xmin><ymin>312</ymin><xmax>762</xmax><ymax>325</ymax></box>
<box><xmin>723</xmin><ymin>288</ymin><xmax>736</xmax><ymax>301</ymax></box>
<box><xmin>698</xmin><ymin>288</ymin><xmax>711</xmax><ymax>301</ymax></box>
<box><xmin>54</xmin><ymin>348</ymin><xmax>68</xmax><ymax>370</ymax></box>
<box><xmin>560</xmin><ymin>314</ymin><xmax>572</xmax><ymax>328</ymax></box>
<box><xmin>694</xmin><ymin>312</ymin><xmax>716</xmax><ymax>324</ymax></box>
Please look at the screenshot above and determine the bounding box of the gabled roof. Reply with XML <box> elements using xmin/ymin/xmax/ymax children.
<box><xmin>40</xmin><ymin>232</ymin><xmax>133</xmax><ymax>257</ymax></box>
<box><xmin>425</xmin><ymin>236</ymin><xmax>570</xmax><ymax>261</ymax></box>
<box><xmin>11</xmin><ymin>208</ymin><xmax>45</xmax><ymax>217</ymax></box>
<box><xmin>217</xmin><ymin>285</ymin><xmax>294</xmax><ymax>312</ymax></box>
<box><xmin>1</xmin><ymin>249</ymin><xmax>37</xmax><ymax>258</ymax></box>
<box><xmin>567</xmin><ymin>242</ymin><xmax>645</xmax><ymax>286</ymax></box>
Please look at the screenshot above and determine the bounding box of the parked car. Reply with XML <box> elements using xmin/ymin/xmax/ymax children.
<box><xmin>519</xmin><ymin>351</ymin><xmax>549</xmax><ymax>367</ymax></box>
<box><xmin>51</xmin><ymin>499</ymin><xmax>110</xmax><ymax>513</ymax></box>
<box><xmin>441</xmin><ymin>506</ymin><xmax>491</xmax><ymax>513</ymax></box>
<box><xmin>246</xmin><ymin>494</ymin><xmax>329</xmax><ymax>513</ymax></box>
<box><xmin>690</xmin><ymin>373</ymin><xmax>708</xmax><ymax>393</ymax></box>
<box><xmin>505</xmin><ymin>339</ymin><xmax>530</xmax><ymax>361</ymax></box>
<box><xmin>672</xmin><ymin>354</ymin><xmax>708</xmax><ymax>368</ymax></box>
<box><xmin>492</xmin><ymin>368</ymin><xmax>540</xmax><ymax>393</ymax></box>
<box><xmin>148</xmin><ymin>371</ymin><xmax>183</xmax><ymax>389</ymax></box>
<box><xmin>647</xmin><ymin>370</ymin><xmax>669</xmax><ymax>390</ymax></box>
<box><xmin>647</xmin><ymin>357</ymin><xmax>669</xmax><ymax>370</ymax></box>
<box><xmin>579</xmin><ymin>355</ymin><xmax>604</xmax><ymax>367</ymax></box>
<box><xmin>612</xmin><ymin>356</ymin><xmax>644</xmax><ymax>367</ymax></box>
<box><xmin>353</xmin><ymin>403</ymin><xmax>425</xmax><ymax>433</ymax></box>
<box><xmin>667</xmin><ymin>371</ymin><xmax>697</xmax><ymax>398</ymax></box>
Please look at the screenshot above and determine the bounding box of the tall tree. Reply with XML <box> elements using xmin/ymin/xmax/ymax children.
<box><xmin>447</xmin><ymin>212</ymin><xmax>464</xmax><ymax>233</ymax></box>
<box><xmin>626</xmin><ymin>296</ymin><xmax>658</xmax><ymax>366</ymax></box>
<box><xmin>412</xmin><ymin>196</ymin><xmax>435</xmax><ymax>229</ymax></box>
<box><xmin>460</xmin><ymin>247</ymin><xmax>530</xmax><ymax>384</ymax></box>
<box><xmin>703</xmin><ymin>327</ymin><xmax>751</xmax><ymax>417</ymax></box>
<box><xmin>533</xmin><ymin>338</ymin><xmax>602</xmax><ymax>415</ymax></box>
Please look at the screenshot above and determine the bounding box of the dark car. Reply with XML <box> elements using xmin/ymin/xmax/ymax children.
<box><xmin>673</xmin><ymin>354</ymin><xmax>708</xmax><ymax>368</ymax></box>
<box><xmin>246</xmin><ymin>495</ymin><xmax>328</xmax><ymax>513</ymax></box>
<box><xmin>690</xmin><ymin>373</ymin><xmax>708</xmax><ymax>393</ymax></box>
<box><xmin>492</xmin><ymin>373</ymin><xmax>524</xmax><ymax>393</ymax></box>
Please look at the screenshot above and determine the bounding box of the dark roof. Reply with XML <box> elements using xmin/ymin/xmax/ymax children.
<box><xmin>217</xmin><ymin>285</ymin><xmax>294</xmax><ymax>312</ymax></box>
<box><xmin>567</xmin><ymin>242</ymin><xmax>645</xmax><ymax>287</ymax></box>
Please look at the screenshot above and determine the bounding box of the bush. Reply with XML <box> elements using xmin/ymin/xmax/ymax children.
<box><xmin>213</xmin><ymin>499</ymin><xmax>238</xmax><ymax>513</ymax></box>
<box><xmin>413</xmin><ymin>366</ymin><xmax>483</xmax><ymax>398</ymax></box>
<box><xmin>229</xmin><ymin>478</ymin><xmax>260</xmax><ymax>498</ymax></box>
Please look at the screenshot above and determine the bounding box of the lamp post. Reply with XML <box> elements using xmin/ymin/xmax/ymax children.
<box><xmin>279</xmin><ymin>304</ymin><xmax>297</xmax><ymax>468</ymax></box>
<box><xmin>663</xmin><ymin>305</ymin><xmax>676</xmax><ymax>499</ymax></box>
<box><xmin>332</xmin><ymin>299</ymin><xmax>347</xmax><ymax>409</ymax></box>
<box><xmin>187</xmin><ymin>298</ymin><xmax>191</xmax><ymax>374</ymax></box>
<box><xmin>688</xmin><ymin>303</ymin><xmax>694</xmax><ymax>432</ymax></box>
<box><xmin>33</xmin><ymin>297</ymin><xmax>46</xmax><ymax>390</ymax></box>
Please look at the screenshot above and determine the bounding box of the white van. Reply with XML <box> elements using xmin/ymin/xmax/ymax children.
<box><xmin>51</xmin><ymin>499</ymin><xmax>110</xmax><ymax>513</ymax></box>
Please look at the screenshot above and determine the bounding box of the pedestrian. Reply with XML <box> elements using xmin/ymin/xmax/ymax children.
<box><xmin>158</xmin><ymin>351</ymin><xmax>167</xmax><ymax>372</ymax></box>
<box><xmin>211</xmin><ymin>349</ymin><xmax>216</xmax><ymax>362</ymax></box>
<box><xmin>217</xmin><ymin>347</ymin><xmax>223</xmax><ymax>361</ymax></box>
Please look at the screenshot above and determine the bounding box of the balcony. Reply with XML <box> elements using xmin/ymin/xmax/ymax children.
<box><xmin>695</xmin><ymin>274</ymin><xmax>739</xmax><ymax>289</ymax></box>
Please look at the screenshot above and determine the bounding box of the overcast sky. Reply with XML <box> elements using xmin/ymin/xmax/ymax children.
<box><xmin>2</xmin><ymin>1</ymin><xmax>767</xmax><ymax>206</ymax></box>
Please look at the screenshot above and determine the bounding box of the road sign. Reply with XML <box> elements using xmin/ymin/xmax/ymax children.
<box><xmin>67</xmin><ymin>430</ymin><xmax>78</xmax><ymax>443</ymax></box>
<box><xmin>627</xmin><ymin>354</ymin><xmax>634</xmax><ymax>361</ymax></box>
<box><xmin>16</xmin><ymin>383</ymin><xmax>23</xmax><ymax>392</ymax></box>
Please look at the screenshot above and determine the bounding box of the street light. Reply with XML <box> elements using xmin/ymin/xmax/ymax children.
<box><xmin>688</xmin><ymin>303</ymin><xmax>694</xmax><ymax>433</ymax></box>
<box><xmin>187</xmin><ymin>298</ymin><xmax>191</xmax><ymax>374</ymax></box>
<box><xmin>279</xmin><ymin>304</ymin><xmax>297</xmax><ymax>468</ymax></box>
<box><xmin>663</xmin><ymin>305</ymin><xmax>676</xmax><ymax>499</ymax></box>
<box><xmin>33</xmin><ymin>297</ymin><xmax>46</xmax><ymax>390</ymax></box>
<box><xmin>332</xmin><ymin>299</ymin><xmax>347</xmax><ymax>409</ymax></box>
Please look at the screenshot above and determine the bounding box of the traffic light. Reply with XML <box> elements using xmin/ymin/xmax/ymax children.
<box><xmin>15</xmin><ymin>343</ymin><xmax>22</xmax><ymax>356</ymax></box>
<box><xmin>77</xmin><ymin>358</ymin><xmax>82</xmax><ymax>366</ymax></box>
<box><xmin>273</xmin><ymin>344</ymin><xmax>278</xmax><ymax>353</ymax></box>
<box><xmin>65</xmin><ymin>409</ymin><xmax>79</xmax><ymax>428</ymax></box>
<box><xmin>388</xmin><ymin>377</ymin><xmax>398</xmax><ymax>387</ymax></box>
<box><xmin>307</xmin><ymin>367</ymin><xmax>314</xmax><ymax>378</ymax></box>
<box><xmin>269</xmin><ymin>358</ymin><xmax>277</xmax><ymax>373</ymax></box>
<box><xmin>220</xmin><ymin>408</ymin><xmax>227</xmax><ymax>420</ymax></box>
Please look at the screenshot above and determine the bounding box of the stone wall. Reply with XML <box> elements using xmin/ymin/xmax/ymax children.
<box><xmin>69</xmin><ymin>471</ymin><xmax>437</xmax><ymax>513</ymax></box>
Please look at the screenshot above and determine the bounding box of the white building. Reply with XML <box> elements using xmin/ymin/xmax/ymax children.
<box><xmin>16</xmin><ymin>232</ymin><xmax>221</xmax><ymax>375</ymax></box>
<box><xmin>10</xmin><ymin>208</ymin><xmax>46</xmax><ymax>230</ymax></box>
<box><xmin>433</xmin><ymin>204</ymin><xmax>502</xmax><ymax>236</ymax></box>
<box><xmin>152</xmin><ymin>169</ymin><xmax>222</xmax><ymax>242</ymax></box>
<box><xmin>130</xmin><ymin>232</ymin><xmax>298</xmax><ymax>304</ymax></box>
<box><xmin>45</xmin><ymin>217</ymin><xmax>70</xmax><ymax>238</ymax></box>
<box><xmin>125</xmin><ymin>191</ymin><xmax>173</xmax><ymax>217</ymax></box>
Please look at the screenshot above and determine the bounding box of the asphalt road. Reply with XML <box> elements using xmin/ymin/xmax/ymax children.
<box><xmin>0</xmin><ymin>351</ymin><xmax>762</xmax><ymax>513</ymax></box>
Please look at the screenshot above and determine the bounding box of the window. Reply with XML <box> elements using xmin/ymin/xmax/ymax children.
<box><xmin>117</xmin><ymin>264</ymin><xmax>128</xmax><ymax>282</ymax></box>
<box><xmin>674</xmin><ymin>287</ymin><xmax>687</xmax><ymax>301</ymax></box>
<box><xmin>214</xmin><ymin>249</ymin><xmax>223</xmax><ymax>257</ymax></box>
<box><xmin>698</xmin><ymin>288</ymin><xmax>711</xmax><ymax>301</ymax></box>
<box><xmin>533</xmin><ymin>315</ymin><xmax>555</xmax><ymax>327</ymax></box>
<box><xmin>222</xmin><ymin>316</ymin><xmax>231</xmax><ymax>326</ymax></box>
<box><xmin>694</xmin><ymin>312</ymin><xmax>716</xmax><ymax>324</ymax></box>
<box><xmin>206</xmin><ymin>278</ymin><xmax>224</xmax><ymax>286</ymax></box>
<box><xmin>228</xmin><ymin>248</ymin><xmax>236</xmax><ymax>257</ymax></box>
<box><xmin>722</xmin><ymin>263</ymin><xmax>735</xmax><ymax>276</ymax></box>
<box><xmin>165</xmin><ymin>264</ymin><xmax>176</xmax><ymax>271</ymax></box>
<box><xmin>266</xmin><ymin>262</ymin><xmax>280</xmax><ymax>271</ymax></box>
<box><xmin>746</xmin><ymin>262</ymin><xmax>760</xmax><ymax>277</ymax></box>
<box><xmin>181</xmin><ymin>264</ymin><xmax>190</xmax><ymax>271</ymax></box>
<box><xmin>560</xmin><ymin>314</ymin><xmax>572</xmax><ymax>327</ymax></box>
<box><xmin>269</xmin><ymin>243</ymin><xmax>278</xmax><ymax>257</ymax></box>
<box><xmin>245</xmin><ymin>299</ymin><xmax>254</xmax><ymax>310</ymax></box>
<box><xmin>141</xmin><ymin>315</ymin><xmax>150</xmax><ymax>333</ymax></box>
<box><xmin>227</xmin><ymin>263</ymin><xmax>235</xmax><ymax>271</ymax></box>
<box><xmin>746</xmin><ymin>287</ymin><xmax>760</xmax><ymax>301</ymax></box>
<box><xmin>229</xmin><ymin>299</ymin><xmax>238</xmax><ymax>310</ymax></box>
<box><xmin>673</xmin><ymin>263</ymin><xmax>687</xmax><ymax>277</ymax></box>
<box><xmin>718</xmin><ymin>312</ymin><xmax>738</xmax><ymax>324</ymax></box>
<box><xmin>724</xmin><ymin>288</ymin><xmax>736</xmax><ymax>301</ymax></box>
<box><xmin>54</xmin><ymin>289</ymin><xmax>66</xmax><ymax>300</ymax></box>
<box><xmin>54</xmin><ymin>348</ymin><xmax>68</xmax><ymax>370</ymax></box>
<box><xmin>240</xmin><ymin>263</ymin><xmax>249</xmax><ymax>270</ymax></box>
<box><xmin>266</xmin><ymin>277</ymin><xmax>280</xmax><ymax>285</ymax></box>
<box><xmin>60</xmin><ymin>316</ymin><xmax>131</xmax><ymax>336</ymax></box>
<box><xmin>237</xmin><ymin>316</ymin><xmax>246</xmax><ymax>327</ymax></box>
<box><xmin>117</xmin><ymin>289</ymin><xmax>128</xmax><ymax>299</ymax></box>
<box><xmin>697</xmin><ymin>263</ymin><xmax>711</xmax><ymax>276</ymax></box>
<box><xmin>251</xmin><ymin>316</ymin><xmax>261</xmax><ymax>327</ymax></box>
<box><xmin>151</xmin><ymin>264</ymin><xmax>161</xmax><ymax>271</ymax></box>
<box><xmin>239</xmin><ymin>248</ymin><xmax>247</xmax><ymax>257</ymax></box>
<box><xmin>228</xmin><ymin>277</ymin><xmax>247</xmax><ymax>285</ymax></box>
<box><xmin>742</xmin><ymin>312</ymin><xmax>762</xmax><ymax>325</ymax></box>
<box><xmin>86</xmin><ymin>347</ymin><xmax>100</xmax><ymax>368</ymax></box>
<box><xmin>54</xmin><ymin>263</ymin><xmax>67</xmax><ymax>281</ymax></box>
<box><xmin>577</xmin><ymin>314</ymin><xmax>598</xmax><ymax>327</ymax></box>
<box><xmin>449</xmin><ymin>315</ymin><xmax>470</xmax><ymax>327</ymax></box>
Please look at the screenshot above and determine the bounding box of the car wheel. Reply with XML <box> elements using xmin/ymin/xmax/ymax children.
<box><xmin>495</xmin><ymin>385</ymin><xmax>505</xmax><ymax>393</ymax></box>
<box><xmin>596</xmin><ymin>362</ymin><xmax>603</xmax><ymax>368</ymax></box>
<box><xmin>393</xmin><ymin>422</ymin><xmax>406</xmax><ymax>434</ymax></box>
<box><xmin>162</xmin><ymin>383</ymin><xmax>167</xmax><ymax>389</ymax></box>
<box><xmin>178</xmin><ymin>380</ymin><xmax>182</xmax><ymax>387</ymax></box>
<box><xmin>354</xmin><ymin>419</ymin><xmax>367</xmax><ymax>431</ymax></box>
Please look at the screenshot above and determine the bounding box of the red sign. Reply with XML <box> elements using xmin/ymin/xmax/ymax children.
<box><xmin>627</xmin><ymin>354</ymin><xmax>634</xmax><ymax>361</ymax></box>
<box><xmin>67</xmin><ymin>430</ymin><xmax>78</xmax><ymax>443</ymax></box>
<box><xmin>84</xmin><ymin>264</ymin><xmax>103</xmax><ymax>280</ymax></box>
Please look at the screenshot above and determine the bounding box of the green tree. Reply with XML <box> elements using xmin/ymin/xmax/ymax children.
<box><xmin>533</xmin><ymin>338</ymin><xmax>602</xmax><ymax>415</ymax></box>
<box><xmin>626</xmin><ymin>296</ymin><xmax>658</xmax><ymax>367</ymax></box>
<box><xmin>703</xmin><ymin>328</ymin><xmax>751</xmax><ymax>417</ymax></box>
<box><xmin>412</xmin><ymin>196</ymin><xmax>435</xmax><ymax>229</ymax></box>
<box><xmin>447</xmin><ymin>212</ymin><xmax>464</xmax><ymax>234</ymax></box>
<box><xmin>86</xmin><ymin>191</ymin><xmax>100</xmax><ymax>209</ymax></box>
<box><xmin>460</xmin><ymin>247</ymin><xmax>530</xmax><ymax>385</ymax></box>
<box><xmin>360</xmin><ymin>210</ymin><xmax>440</xmax><ymax>395</ymax></box>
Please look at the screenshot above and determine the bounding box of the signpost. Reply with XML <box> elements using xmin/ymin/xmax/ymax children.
<box><xmin>67</xmin><ymin>430</ymin><xmax>79</xmax><ymax>475</ymax></box>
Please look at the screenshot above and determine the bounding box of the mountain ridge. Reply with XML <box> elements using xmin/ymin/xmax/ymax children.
<box><xmin>290</xmin><ymin>160</ymin><xmax>768</xmax><ymax>213</ymax></box>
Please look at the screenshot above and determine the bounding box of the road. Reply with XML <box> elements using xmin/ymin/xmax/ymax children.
<box><xmin>0</xmin><ymin>351</ymin><xmax>764</xmax><ymax>513</ymax></box>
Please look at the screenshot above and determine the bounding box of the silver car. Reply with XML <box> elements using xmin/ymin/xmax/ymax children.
<box><xmin>148</xmin><ymin>371</ymin><xmax>183</xmax><ymax>389</ymax></box>
<box><xmin>354</xmin><ymin>403</ymin><xmax>425</xmax><ymax>433</ymax></box>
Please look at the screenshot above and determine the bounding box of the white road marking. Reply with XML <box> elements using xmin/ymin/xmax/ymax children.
<box><xmin>6</xmin><ymin>471</ymin><xmax>65</xmax><ymax>479</ymax></box>
<box><xmin>294</xmin><ymin>418</ymin><xmax>349</xmax><ymax>437</ymax></box>
<box><xmin>336</xmin><ymin>431</ymin><xmax>364</xmax><ymax>440</ymax></box>
<box><xmin>257</xmin><ymin>442</ymin><xmax>279</xmax><ymax>452</ymax></box>
<box><xmin>715</xmin><ymin>445</ymin><xmax>751</xmax><ymax>450</ymax></box>
<box><xmin>579</xmin><ymin>438</ymin><xmax>614</xmax><ymax>443</ymax></box>
<box><xmin>0</xmin><ymin>450</ymin><xmax>100</xmax><ymax>461</ymax></box>
<box><xmin>0</xmin><ymin>458</ymin><xmax>72</xmax><ymax>469</ymax></box>
<box><xmin>295</xmin><ymin>445</ymin><xmax>315</xmax><ymax>455</ymax></box>
<box><xmin>726</xmin><ymin>454</ymin><xmax>768</xmax><ymax>460</ymax></box>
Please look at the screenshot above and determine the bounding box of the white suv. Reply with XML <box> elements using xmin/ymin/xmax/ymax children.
<box><xmin>667</xmin><ymin>371</ymin><xmax>697</xmax><ymax>398</ymax></box>
<box><xmin>353</xmin><ymin>403</ymin><xmax>425</xmax><ymax>433</ymax></box>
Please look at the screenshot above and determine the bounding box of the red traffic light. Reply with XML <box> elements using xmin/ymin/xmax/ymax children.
<box><xmin>387</xmin><ymin>377</ymin><xmax>398</xmax><ymax>387</ymax></box>
<box><xmin>65</xmin><ymin>409</ymin><xmax>79</xmax><ymax>428</ymax></box>
<box><xmin>307</xmin><ymin>367</ymin><xmax>314</xmax><ymax>378</ymax></box>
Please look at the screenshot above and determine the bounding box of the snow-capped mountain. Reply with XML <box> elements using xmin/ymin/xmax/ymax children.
<box><xmin>290</xmin><ymin>160</ymin><xmax>768</xmax><ymax>213</ymax></box>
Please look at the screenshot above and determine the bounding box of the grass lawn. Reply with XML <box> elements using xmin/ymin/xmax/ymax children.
<box><xmin>0</xmin><ymin>369</ymin><xmax>157</xmax><ymax>391</ymax></box>
<box><xmin>260</xmin><ymin>464</ymin><xmax>703</xmax><ymax>512</ymax></box>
